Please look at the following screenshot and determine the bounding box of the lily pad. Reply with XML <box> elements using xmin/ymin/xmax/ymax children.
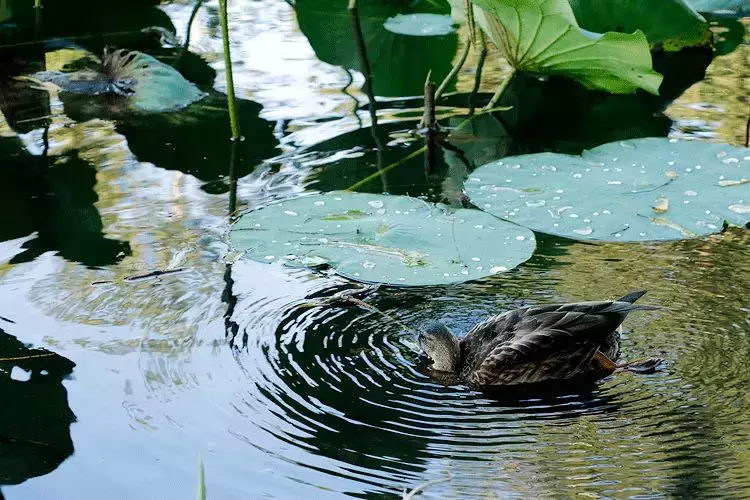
<box><xmin>464</xmin><ymin>138</ymin><xmax>750</xmax><ymax>242</ymax></box>
<box><xmin>230</xmin><ymin>192</ymin><xmax>536</xmax><ymax>286</ymax></box>
<box><xmin>568</xmin><ymin>0</ymin><xmax>711</xmax><ymax>52</ymax></box>
<box><xmin>454</xmin><ymin>0</ymin><xmax>663</xmax><ymax>95</ymax></box>
<box><xmin>383</xmin><ymin>13</ymin><xmax>455</xmax><ymax>36</ymax></box>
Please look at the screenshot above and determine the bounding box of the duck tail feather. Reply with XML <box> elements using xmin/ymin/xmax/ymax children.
<box><xmin>616</xmin><ymin>290</ymin><xmax>648</xmax><ymax>304</ymax></box>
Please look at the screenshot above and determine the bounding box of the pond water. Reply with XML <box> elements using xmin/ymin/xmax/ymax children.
<box><xmin>1</xmin><ymin>1</ymin><xmax>749</xmax><ymax>498</ymax></box>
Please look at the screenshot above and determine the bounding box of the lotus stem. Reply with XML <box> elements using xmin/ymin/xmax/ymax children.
<box><xmin>484</xmin><ymin>70</ymin><xmax>514</xmax><ymax>111</ymax></box>
<box><xmin>218</xmin><ymin>0</ymin><xmax>241</xmax><ymax>140</ymax></box>
<box><xmin>228</xmin><ymin>140</ymin><xmax>238</xmax><ymax>216</ymax></box>
<box><xmin>348</xmin><ymin>0</ymin><xmax>377</xmax><ymax>125</ymax></box>
<box><xmin>468</xmin><ymin>31</ymin><xmax>487</xmax><ymax>115</ymax></box>
<box><xmin>348</xmin><ymin>0</ymin><xmax>387</xmax><ymax>192</ymax></box>
<box><xmin>184</xmin><ymin>0</ymin><xmax>204</xmax><ymax>49</ymax></box>
<box><xmin>197</xmin><ymin>459</ymin><xmax>206</xmax><ymax>500</ymax></box>
<box><xmin>464</xmin><ymin>0</ymin><xmax>476</xmax><ymax>46</ymax></box>
<box><xmin>435</xmin><ymin>34</ymin><xmax>472</xmax><ymax>104</ymax></box>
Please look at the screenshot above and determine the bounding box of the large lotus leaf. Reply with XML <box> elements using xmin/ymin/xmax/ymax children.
<box><xmin>295</xmin><ymin>0</ymin><xmax>458</xmax><ymax>97</ymax></box>
<box><xmin>456</xmin><ymin>0</ymin><xmax>663</xmax><ymax>95</ymax></box>
<box><xmin>230</xmin><ymin>192</ymin><xmax>536</xmax><ymax>286</ymax></box>
<box><xmin>568</xmin><ymin>0</ymin><xmax>711</xmax><ymax>52</ymax></box>
<box><xmin>465</xmin><ymin>138</ymin><xmax>750</xmax><ymax>242</ymax></box>
<box><xmin>685</xmin><ymin>0</ymin><xmax>749</xmax><ymax>16</ymax></box>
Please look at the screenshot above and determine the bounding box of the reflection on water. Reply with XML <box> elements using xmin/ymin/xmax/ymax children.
<box><xmin>0</xmin><ymin>325</ymin><xmax>75</xmax><ymax>489</ymax></box>
<box><xmin>0</xmin><ymin>0</ymin><xmax>749</xmax><ymax>498</ymax></box>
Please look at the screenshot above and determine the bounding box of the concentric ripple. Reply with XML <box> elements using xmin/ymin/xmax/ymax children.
<box><xmin>224</xmin><ymin>229</ymin><xmax>750</xmax><ymax>498</ymax></box>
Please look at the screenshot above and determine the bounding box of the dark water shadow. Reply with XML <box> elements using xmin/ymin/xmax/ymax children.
<box><xmin>0</xmin><ymin>136</ymin><xmax>131</xmax><ymax>267</ymax></box>
<box><xmin>0</xmin><ymin>325</ymin><xmax>76</xmax><ymax>489</ymax></box>
<box><xmin>295</xmin><ymin>0</ymin><xmax>458</xmax><ymax>98</ymax></box>
<box><xmin>0</xmin><ymin>0</ymin><xmax>172</xmax><ymax>52</ymax></box>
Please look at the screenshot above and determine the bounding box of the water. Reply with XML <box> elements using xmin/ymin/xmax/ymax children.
<box><xmin>1</xmin><ymin>1</ymin><xmax>749</xmax><ymax>498</ymax></box>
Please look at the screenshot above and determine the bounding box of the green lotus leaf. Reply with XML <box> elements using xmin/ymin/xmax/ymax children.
<box><xmin>230</xmin><ymin>192</ymin><xmax>536</xmax><ymax>286</ymax></box>
<box><xmin>453</xmin><ymin>0</ymin><xmax>663</xmax><ymax>95</ymax></box>
<box><xmin>568</xmin><ymin>0</ymin><xmax>711</xmax><ymax>52</ymax></box>
<box><xmin>465</xmin><ymin>138</ymin><xmax>750</xmax><ymax>242</ymax></box>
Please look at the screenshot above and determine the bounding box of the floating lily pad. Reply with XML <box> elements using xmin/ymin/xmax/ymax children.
<box><xmin>453</xmin><ymin>0</ymin><xmax>663</xmax><ymax>95</ymax></box>
<box><xmin>465</xmin><ymin>138</ymin><xmax>750</xmax><ymax>242</ymax></box>
<box><xmin>230</xmin><ymin>192</ymin><xmax>536</xmax><ymax>286</ymax></box>
<box><xmin>383</xmin><ymin>13</ymin><xmax>455</xmax><ymax>36</ymax></box>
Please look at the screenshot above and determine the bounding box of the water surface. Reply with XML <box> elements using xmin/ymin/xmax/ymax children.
<box><xmin>1</xmin><ymin>2</ymin><xmax>749</xmax><ymax>498</ymax></box>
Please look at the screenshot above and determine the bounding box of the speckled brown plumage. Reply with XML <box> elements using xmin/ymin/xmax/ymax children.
<box><xmin>456</xmin><ymin>291</ymin><xmax>657</xmax><ymax>387</ymax></box>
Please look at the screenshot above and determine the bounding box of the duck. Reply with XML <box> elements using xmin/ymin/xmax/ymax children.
<box><xmin>417</xmin><ymin>290</ymin><xmax>662</xmax><ymax>388</ymax></box>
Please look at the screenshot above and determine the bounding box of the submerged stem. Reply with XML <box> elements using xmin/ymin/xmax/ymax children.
<box><xmin>218</xmin><ymin>0</ymin><xmax>241</xmax><ymax>140</ymax></box>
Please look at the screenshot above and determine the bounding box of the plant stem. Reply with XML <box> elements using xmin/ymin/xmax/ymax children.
<box><xmin>745</xmin><ymin>113</ymin><xmax>749</xmax><ymax>148</ymax></box>
<box><xmin>197</xmin><ymin>460</ymin><xmax>206</xmax><ymax>500</ymax></box>
<box><xmin>423</xmin><ymin>72</ymin><xmax>438</xmax><ymax>175</ymax></box>
<box><xmin>435</xmin><ymin>34</ymin><xmax>471</xmax><ymax>103</ymax></box>
<box><xmin>467</xmin><ymin>31</ymin><xmax>487</xmax><ymax>115</ymax></box>
<box><xmin>484</xmin><ymin>70</ymin><xmax>514</xmax><ymax>111</ymax></box>
<box><xmin>218</xmin><ymin>0</ymin><xmax>241</xmax><ymax>140</ymax></box>
<box><xmin>184</xmin><ymin>0</ymin><xmax>204</xmax><ymax>49</ymax></box>
<box><xmin>346</xmin><ymin>112</ymin><xmax>486</xmax><ymax>191</ymax></box>
<box><xmin>348</xmin><ymin>0</ymin><xmax>387</xmax><ymax>192</ymax></box>
<box><xmin>464</xmin><ymin>0</ymin><xmax>476</xmax><ymax>46</ymax></box>
<box><xmin>422</xmin><ymin>70</ymin><xmax>436</xmax><ymax>130</ymax></box>
<box><xmin>348</xmin><ymin>0</ymin><xmax>376</xmax><ymax>126</ymax></box>
<box><xmin>228</xmin><ymin>140</ymin><xmax>238</xmax><ymax>216</ymax></box>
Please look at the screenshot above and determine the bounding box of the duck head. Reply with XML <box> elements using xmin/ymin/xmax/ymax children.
<box><xmin>418</xmin><ymin>321</ymin><xmax>460</xmax><ymax>373</ymax></box>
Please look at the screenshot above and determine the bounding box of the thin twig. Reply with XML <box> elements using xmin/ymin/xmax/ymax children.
<box><xmin>402</xmin><ymin>474</ymin><xmax>453</xmax><ymax>499</ymax></box>
<box><xmin>0</xmin><ymin>353</ymin><xmax>56</xmax><ymax>362</ymax></box>
<box><xmin>745</xmin><ymin>114</ymin><xmax>749</xmax><ymax>148</ymax></box>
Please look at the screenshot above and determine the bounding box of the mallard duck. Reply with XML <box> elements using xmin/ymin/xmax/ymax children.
<box><xmin>418</xmin><ymin>290</ymin><xmax>661</xmax><ymax>388</ymax></box>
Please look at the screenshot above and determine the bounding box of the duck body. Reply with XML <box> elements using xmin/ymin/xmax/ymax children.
<box><xmin>418</xmin><ymin>291</ymin><xmax>658</xmax><ymax>388</ymax></box>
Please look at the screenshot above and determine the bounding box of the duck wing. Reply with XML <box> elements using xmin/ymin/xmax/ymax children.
<box><xmin>463</xmin><ymin>292</ymin><xmax>657</xmax><ymax>386</ymax></box>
